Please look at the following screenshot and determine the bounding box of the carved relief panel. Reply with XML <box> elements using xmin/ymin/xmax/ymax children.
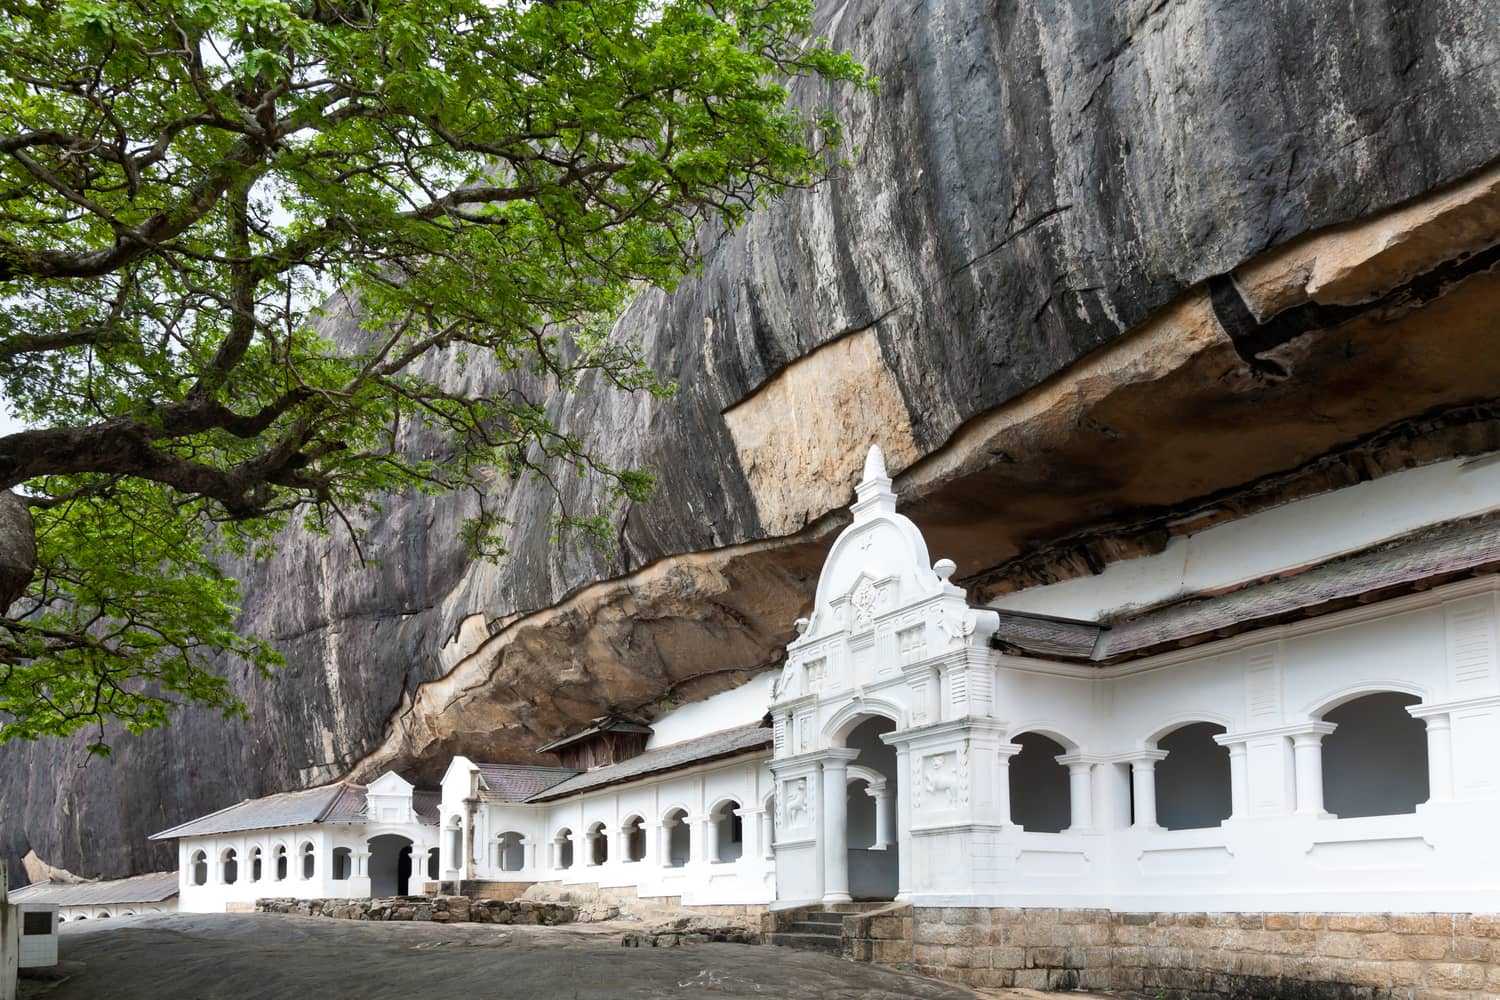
<box><xmin>782</xmin><ymin>777</ymin><xmax>811</xmax><ymax>832</ymax></box>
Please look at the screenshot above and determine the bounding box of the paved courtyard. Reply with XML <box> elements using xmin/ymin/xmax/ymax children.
<box><xmin>41</xmin><ymin>913</ymin><xmax>978</xmax><ymax>999</ymax></box>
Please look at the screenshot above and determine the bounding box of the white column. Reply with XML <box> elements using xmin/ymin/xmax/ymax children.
<box><xmin>689</xmin><ymin>815</ymin><xmax>706</xmax><ymax>865</ymax></box>
<box><xmin>1292</xmin><ymin>724</ymin><xmax>1336</xmax><ymax>816</ymax></box>
<box><xmin>820</xmin><ymin>750</ymin><xmax>859</xmax><ymax>904</ymax></box>
<box><xmin>705</xmin><ymin>812</ymin><xmax>720</xmax><ymax>863</ymax></box>
<box><xmin>1129</xmin><ymin>752</ymin><xmax>1168</xmax><ymax>829</ymax></box>
<box><xmin>995</xmin><ymin>742</ymin><xmax>1021</xmax><ymax>828</ymax></box>
<box><xmin>1226</xmin><ymin>743</ymin><xmax>1250</xmax><ymax>818</ymax></box>
<box><xmin>353</xmin><ymin>850</ymin><xmax>370</xmax><ymax>879</ymax></box>
<box><xmin>1094</xmin><ymin>761</ymin><xmax>1132</xmax><ymax>829</ymax></box>
<box><xmin>742</xmin><ymin>808</ymin><xmax>763</xmax><ymax>861</ymax></box>
<box><xmin>1418</xmin><ymin>712</ymin><xmax>1455</xmax><ymax>803</ymax></box>
<box><xmin>644</xmin><ymin>821</ymin><xmax>660</xmax><ymax>867</ymax></box>
<box><xmin>893</xmin><ymin>745</ymin><xmax>912</xmax><ymax>900</ymax></box>
<box><xmin>1059</xmin><ymin>758</ymin><xmax>1095</xmax><ymax>832</ymax></box>
<box><xmin>868</xmin><ymin>784</ymin><xmax>893</xmax><ymax>850</ymax></box>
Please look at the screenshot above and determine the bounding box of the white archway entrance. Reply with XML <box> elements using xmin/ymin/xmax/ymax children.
<box><xmin>368</xmin><ymin>834</ymin><xmax>414</xmax><ymax>898</ymax></box>
<box><xmin>768</xmin><ymin>446</ymin><xmax>1005</xmax><ymax>907</ymax></box>
<box><xmin>843</xmin><ymin>715</ymin><xmax>899</xmax><ymax>901</ymax></box>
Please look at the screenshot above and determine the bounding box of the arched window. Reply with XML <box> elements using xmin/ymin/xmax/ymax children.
<box><xmin>190</xmin><ymin>849</ymin><xmax>208</xmax><ymax>886</ymax></box>
<box><xmin>300</xmin><ymin>841</ymin><xmax>316</xmax><ymax>880</ymax></box>
<box><xmin>274</xmin><ymin>845</ymin><xmax>289</xmax><ymax>881</ymax></box>
<box><xmin>710</xmin><ymin>801</ymin><xmax>743</xmax><ymax>862</ymax></box>
<box><xmin>1322</xmin><ymin>692</ymin><xmax>1428</xmax><ymax>818</ymax></box>
<box><xmin>621</xmin><ymin>816</ymin><xmax>646</xmax><ymax>862</ymax></box>
<box><xmin>331</xmin><ymin>847</ymin><xmax>352</xmax><ymax>880</ymax></box>
<box><xmin>122</xmin><ymin>910</ymin><xmax>136</xmax><ymax>918</ymax></box>
<box><xmin>250</xmin><ymin>846</ymin><xmax>263</xmax><ymax>882</ymax></box>
<box><xmin>1155</xmin><ymin>722</ymin><xmax>1232</xmax><ymax>830</ymax></box>
<box><xmin>586</xmin><ymin>822</ymin><xmax>608</xmax><ymax>866</ymax></box>
<box><xmin>554</xmin><ymin>828</ymin><xmax>574</xmax><ymax>870</ymax></box>
<box><xmin>495</xmin><ymin>831</ymin><xmax>525</xmax><ymax>872</ymax></box>
<box><xmin>96</xmin><ymin>911</ymin><xmax>111</xmax><ymax>920</ymax></box>
<box><xmin>1009</xmin><ymin>732</ymin><xmax>1071</xmax><ymax>833</ymax></box>
<box><xmin>427</xmin><ymin>847</ymin><xmax>439</xmax><ymax>880</ymax></box>
<box><xmin>663</xmin><ymin>808</ymin><xmax>691</xmax><ymax>868</ymax></box>
<box><xmin>73</xmin><ymin>915</ymin><xmax>87</xmax><ymax>922</ymax></box>
<box><xmin>220</xmin><ymin>847</ymin><xmax>239</xmax><ymax>885</ymax></box>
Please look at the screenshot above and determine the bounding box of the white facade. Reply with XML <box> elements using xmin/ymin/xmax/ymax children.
<box><xmin>53</xmin><ymin>900</ymin><xmax>176</xmax><ymax>923</ymax></box>
<box><xmin>764</xmin><ymin>446</ymin><xmax>1500</xmax><ymax>913</ymax></box>
<box><xmin>15</xmin><ymin>904</ymin><xmax>56</xmax><ymax>969</ymax></box>
<box><xmin>438</xmin><ymin>681</ymin><xmax>779</xmax><ymax>906</ymax></box>
<box><xmin>173</xmin><ymin>774</ymin><xmax>437</xmax><ymax>913</ymax></box>
<box><xmin>157</xmin><ymin>446</ymin><xmax>1500</xmax><ymax>918</ymax></box>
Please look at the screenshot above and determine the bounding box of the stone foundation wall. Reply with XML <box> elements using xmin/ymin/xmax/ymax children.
<box><xmin>255</xmin><ymin>895</ymin><xmax>575</xmax><ymax>925</ymax></box>
<box><xmin>426</xmin><ymin>880</ymin><xmax>534</xmax><ymax>902</ymax></box>
<box><xmin>521</xmin><ymin>881</ymin><xmax>768</xmax><ymax>930</ymax></box>
<box><xmin>841</xmin><ymin>907</ymin><xmax>1500</xmax><ymax>999</ymax></box>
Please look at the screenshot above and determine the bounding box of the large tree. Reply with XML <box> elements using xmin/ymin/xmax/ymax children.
<box><xmin>0</xmin><ymin>0</ymin><xmax>862</xmax><ymax>749</ymax></box>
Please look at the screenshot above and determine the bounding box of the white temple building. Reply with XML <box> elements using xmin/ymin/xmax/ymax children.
<box><xmin>155</xmin><ymin>445</ymin><xmax>1500</xmax><ymax>919</ymax></box>
<box><xmin>7</xmin><ymin>872</ymin><xmax>178</xmax><ymax>923</ymax></box>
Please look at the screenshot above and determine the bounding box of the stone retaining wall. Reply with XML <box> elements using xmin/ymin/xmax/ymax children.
<box><xmin>255</xmin><ymin>895</ymin><xmax>576</xmax><ymax>925</ymax></box>
<box><xmin>520</xmin><ymin>881</ymin><xmax>767</xmax><ymax>930</ymax></box>
<box><xmin>839</xmin><ymin>907</ymin><xmax>1500</xmax><ymax>999</ymax></box>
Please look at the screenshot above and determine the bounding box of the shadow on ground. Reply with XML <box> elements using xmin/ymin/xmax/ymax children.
<box><xmin>44</xmin><ymin>913</ymin><xmax>976</xmax><ymax>999</ymax></box>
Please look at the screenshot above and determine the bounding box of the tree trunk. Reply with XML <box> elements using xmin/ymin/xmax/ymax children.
<box><xmin>0</xmin><ymin>492</ymin><xmax>35</xmax><ymax>610</ymax></box>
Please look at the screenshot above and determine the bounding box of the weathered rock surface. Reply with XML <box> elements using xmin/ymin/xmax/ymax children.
<box><xmin>3</xmin><ymin>0</ymin><xmax>1499</xmax><ymax>884</ymax></box>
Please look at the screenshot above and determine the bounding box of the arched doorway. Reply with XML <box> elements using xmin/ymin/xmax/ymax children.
<box><xmin>369</xmin><ymin>834</ymin><xmax>414</xmax><ymax>898</ymax></box>
<box><xmin>840</xmin><ymin>714</ymin><xmax>899</xmax><ymax>902</ymax></box>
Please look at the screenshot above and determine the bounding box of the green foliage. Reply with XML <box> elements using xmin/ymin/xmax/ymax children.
<box><xmin>0</xmin><ymin>0</ymin><xmax>865</xmax><ymax>744</ymax></box>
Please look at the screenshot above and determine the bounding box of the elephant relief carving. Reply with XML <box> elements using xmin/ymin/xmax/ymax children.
<box><xmin>923</xmin><ymin>753</ymin><xmax>960</xmax><ymax>808</ymax></box>
<box><xmin>785</xmin><ymin>779</ymin><xmax>809</xmax><ymax>829</ymax></box>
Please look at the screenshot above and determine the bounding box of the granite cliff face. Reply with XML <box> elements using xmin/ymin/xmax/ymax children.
<box><xmin>5</xmin><ymin>0</ymin><xmax>1500</xmax><ymax>883</ymax></box>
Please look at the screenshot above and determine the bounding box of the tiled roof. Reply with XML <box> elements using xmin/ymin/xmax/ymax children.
<box><xmin>412</xmin><ymin>790</ymin><xmax>441</xmax><ymax>824</ymax></box>
<box><xmin>149</xmin><ymin>778</ymin><xmax>440</xmax><ymax>840</ymax></box>
<box><xmin>989</xmin><ymin>514</ymin><xmax>1500</xmax><ymax>664</ymax></box>
<box><xmin>527</xmin><ymin>723</ymin><xmax>771</xmax><ymax>802</ymax></box>
<box><xmin>8</xmin><ymin>872</ymin><xmax>178</xmax><ymax>906</ymax></box>
<box><xmin>318</xmin><ymin>783</ymin><xmax>369</xmax><ymax>824</ymax></box>
<box><xmin>1097</xmin><ymin>513</ymin><xmax>1500</xmax><ymax>659</ymax></box>
<box><xmin>474</xmin><ymin>764</ymin><xmax>579</xmax><ymax>802</ymax></box>
<box><xmin>991</xmin><ymin>611</ymin><xmax>1102</xmax><ymax>659</ymax></box>
<box><xmin>534</xmin><ymin>715</ymin><xmax>652</xmax><ymax>755</ymax></box>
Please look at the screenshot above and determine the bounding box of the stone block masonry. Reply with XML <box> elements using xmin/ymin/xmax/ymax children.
<box><xmin>255</xmin><ymin>895</ymin><xmax>579</xmax><ymax>925</ymax></box>
<box><xmin>838</xmin><ymin>907</ymin><xmax>1500</xmax><ymax>999</ymax></box>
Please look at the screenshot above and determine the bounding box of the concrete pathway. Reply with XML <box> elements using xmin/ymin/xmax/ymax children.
<box><xmin>42</xmin><ymin>913</ymin><xmax>979</xmax><ymax>999</ymax></box>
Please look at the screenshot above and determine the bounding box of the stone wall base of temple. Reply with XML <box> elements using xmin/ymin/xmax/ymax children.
<box><xmin>837</xmin><ymin>906</ymin><xmax>1500</xmax><ymax>998</ymax></box>
<box><xmin>520</xmin><ymin>880</ymin><xmax>770</xmax><ymax>929</ymax></box>
<box><xmin>420</xmin><ymin>879</ymin><xmax>536</xmax><ymax>902</ymax></box>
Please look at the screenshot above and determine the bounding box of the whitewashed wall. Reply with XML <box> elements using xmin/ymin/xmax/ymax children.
<box><xmin>176</xmin><ymin>817</ymin><xmax>435</xmax><ymax>913</ymax></box>
<box><xmin>54</xmin><ymin>901</ymin><xmax>176</xmax><ymax>923</ymax></box>
<box><xmin>442</xmin><ymin>754</ymin><xmax>776</xmax><ymax>906</ymax></box>
<box><xmin>911</xmin><ymin>579</ymin><xmax>1500</xmax><ymax>911</ymax></box>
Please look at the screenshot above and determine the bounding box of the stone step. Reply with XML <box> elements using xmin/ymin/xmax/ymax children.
<box><xmin>798</xmin><ymin>912</ymin><xmax>847</xmax><ymax>926</ymax></box>
<box><xmin>768</xmin><ymin>931</ymin><xmax>843</xmax><ymax>955</ymax></box>
<box><xmin>785</xmin><ymin>920</ymin><xmax>844</xmax><ymax>935</ymax></box>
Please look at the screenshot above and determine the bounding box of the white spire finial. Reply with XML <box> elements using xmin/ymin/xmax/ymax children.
<box><xmin>852</xmin><ymin>443</ymin><xmax>896</xmax><ymax>518</ymax></box>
